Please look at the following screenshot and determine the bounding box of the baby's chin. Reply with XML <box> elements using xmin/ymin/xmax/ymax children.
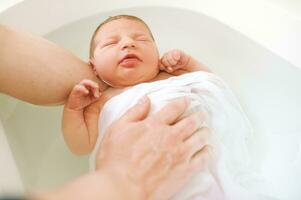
<box><xmin>107</xmin><ymin>69</ymin><xmax>159</xmax><ymax>88</ymax></box>
<box><xmin>131</xmin><ymin>69</ymin><xmax>159</xmax><ymax>84</ymax></box>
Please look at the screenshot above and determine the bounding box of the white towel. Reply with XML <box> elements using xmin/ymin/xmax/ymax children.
<box><xmin>89</xmin><ymin>71</ymin><xmax>273</xmax><ymax>200</ymax></box>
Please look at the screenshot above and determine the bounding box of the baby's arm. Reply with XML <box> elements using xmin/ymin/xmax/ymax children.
<box><xmin>62</xmin><ymin>79</ymin><xmax>103</xmax><ymax>155</ymax></box>
<box><xmin>160</xmin><ymin>49</ymin><xmax>212</xmax><ymax>75</ymax></box>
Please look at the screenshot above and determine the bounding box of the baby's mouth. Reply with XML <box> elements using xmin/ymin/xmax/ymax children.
<box><xmin>119</xmin><ymin>54</ymin><xmax>142</xmax><ymax>67</ymax></box>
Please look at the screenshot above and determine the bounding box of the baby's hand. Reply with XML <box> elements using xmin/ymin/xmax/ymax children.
<box><xmin>160</xmin><ymin>49</ymin><xmax>190</xmax><ymax>75</ymax></box>
<box><xmin>66</xmin><ymin>79</ymin><xmax>101</xmax><ymax>110</ymax></box>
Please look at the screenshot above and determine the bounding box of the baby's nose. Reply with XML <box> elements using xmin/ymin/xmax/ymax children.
<box><xmin>121</xmin><ymin>38</ymin><xmax>136</xmax><ymax>49</ymax></box>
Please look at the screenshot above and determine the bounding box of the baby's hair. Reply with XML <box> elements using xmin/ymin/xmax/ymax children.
<box><xmin>89</xmin><ymin>15</ymin><xmax>155</xmax><ymax>58</ymax></box>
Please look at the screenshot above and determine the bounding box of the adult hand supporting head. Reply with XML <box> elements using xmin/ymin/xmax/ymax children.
<box><xmin>96</xmin><ymin>96</ymin><xmax>212</xmax><ymax>200</ymax></box>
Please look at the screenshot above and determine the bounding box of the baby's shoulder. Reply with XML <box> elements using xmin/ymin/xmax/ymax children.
<box><xmin>151</xmin><ymin>72</ymin><xmax>174</xmax><ymax>82</ymax></box>
<box><xmin>101</xmin><ymin>87</ymin><xmax>128</xmax><ymax>104</ymax></box>
<box><xmin>86</xmin><ymin>87</ymin><xmax>126</xmax><ymax>112</ymax></box>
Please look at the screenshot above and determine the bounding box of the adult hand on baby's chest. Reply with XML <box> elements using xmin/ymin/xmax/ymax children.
<box><xmin>95</xmin><ymin>96</ymin><xmax>211</xmax><ymax>200</ymax></box>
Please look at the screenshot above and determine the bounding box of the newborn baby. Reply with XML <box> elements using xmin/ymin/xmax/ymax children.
<box><xmin>62</xmin><ymin>15</ymin><xmax>267</xmax><ymax>199</ymax></box>
<box><xmin>62</xmin><ymin>15</ymin><xmax>211</xmax><ymax>155</ymax></box>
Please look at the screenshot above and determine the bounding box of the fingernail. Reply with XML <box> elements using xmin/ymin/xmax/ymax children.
<box><xmin>138</xmin><ymin>95</ymin><xmax>148</xmax><ymax>104</ymax></box>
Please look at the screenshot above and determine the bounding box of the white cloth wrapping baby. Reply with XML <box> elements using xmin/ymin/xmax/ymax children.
<box><xmin>89</xmin><ymin>71</ymin><xmax>272</xmax><ymax>200</ymax></box>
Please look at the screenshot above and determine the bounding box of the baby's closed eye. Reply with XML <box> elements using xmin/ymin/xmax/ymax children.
<box><xmin>134</xmin><ymin>35</ymin><xmax>150</xmax><ymax>42</ymax></box>
<box><xmin>102</xmin><ymin>40</ymin><xmax>118</xmax><ymax>47</ymax></box>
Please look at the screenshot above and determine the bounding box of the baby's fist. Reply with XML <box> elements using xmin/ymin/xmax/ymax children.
<box><xmin>66</xmin><ymin>79</ymin><xmax>101</xmax><ymax>110</ymax></box>
<box><xmin>160</xmin><ymin>49</ymin><xmax>190</xmax><ymax>74</ymax></box>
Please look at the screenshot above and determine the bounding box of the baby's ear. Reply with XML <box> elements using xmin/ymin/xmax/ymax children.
<box><xmin>89</xmin><ymin>59</ymin><xmax>98</xmax><ymax>75</ymax></box>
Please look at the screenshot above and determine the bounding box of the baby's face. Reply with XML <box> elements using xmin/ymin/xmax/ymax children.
<box><xmin>90</xmin><ymin>18</ymin><xmax>160</xmax><ymax>87</ymax></box>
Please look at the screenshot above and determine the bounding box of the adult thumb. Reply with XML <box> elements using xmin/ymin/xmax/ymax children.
<box><xmin>120</xmin><ymin>95</ymin><xmax>151</xmax><ymax>122</ymax></box>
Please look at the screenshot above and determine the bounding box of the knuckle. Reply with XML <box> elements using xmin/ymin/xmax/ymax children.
<box><xmin>196</xmin><ymin>111</ymin><xmax>205</xmax><ymax>121</ymax></box>
<box><xmin>188</xmin><ymin>161</ymin><xmax>202</xmax><ymax>174</ymax></box>
<box><xmin>202</xmin><ymin>151</ymin><xmax>210</xmax><ymax>164</ymax></box>
<box><xmin>187</xmin><ymin>163</ymin><xmax>199</xmax><ymax>174</ymax></box>
<box><xmin>92</xmin><ymin>82</ymin><xmax>99</xmax><ymax>88</ymax></box>
<box><xmin>173</xmin><ymin>49</ymin><xmax>180</xmax><ymax>56</ymax></box>
<box><xmin>131</xmin><ymin>103</ymin><xmax>143</xmax><ymax>112</ymax></box>
<box><xmin>185</xmin><ymin>117</ymin><xmax>196</xmax><ymax>128</ymax></box>
<box><xmin>163</xmin><ymin>60</ymin><xmax>170</xmax><ymax>66</ymax></box>
<box><xmin>195</xmin><ymin>134</ymin><xmax>204</xmax><ymax>144</ymax></box>
<box><xmin>80</xmin><ymin>79</ymin><xmax>89</xmax><ymax>84</ymax></box>
<box><xmin>163</xmin><ymin>134</ymin><xmax>177</xmax><ymax>147</ymax></box>
<box><xmin>174</xmin><ymin>146</ymin><xmax>187</xmax><ymax>160</ymax></box>
<box><xmin>145</xmin><ymin>117</ymin><xmax>157</xmax><ymax>129</ymax></box>
<box><xmin>74</xmin><ymin>85</ymin><xmax>83</xmax><ymax>91</ymax></box>
<box><xmin>169</xmin><ymin>101</ymin><xmax>180</xmax><ymax>111</ymax></box>
<box><xmin>197</xmin><ymin>155</ymin><xmax>209</xmax><ymax>170</ymax></box>
<box><xmin>201</xmin><ymin>127</ymin><xmax>211</xmax><ymax>137</ymax></box>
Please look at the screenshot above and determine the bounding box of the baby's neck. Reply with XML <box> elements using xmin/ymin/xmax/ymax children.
<box><xmin>105</xmin><ymin>72</ymin><xmax>173</xmax><ymax>93</ymax></box>
<box><xmin>148</xmin><ymin>71</ymin><xmax>173</xmax><ymax>82</ymax></box>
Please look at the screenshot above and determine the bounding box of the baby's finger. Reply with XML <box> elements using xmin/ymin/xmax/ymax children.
<box><xmin>177</xmin><ymin>51</ymin><xmax>190</xmax><ymax>67</ymax></box>
<box><xmin>166</xmin><ymin>52</ymin><xmax>178</xmax><ymax>66</ymax></box>
<box><xmin>80</xmin><ymin>79</ymin><xmax>99</xmax><ymax>89</ymax></box>
<box><xmin>160</xmin><ymin>57</ymin><xmax>175</xmax><ymax>73</ymax></box>
<box><xmin>159</xmin><ymin>61</ymin><xmax>166</xmax><ymax>70</ymax></box>
<box><xmin>167</xmin><ymin>67</ymin><xmax>174</xmax><ymax>72</ymax></box>
<box><xmin>159</xmin><ymin>61</ymin><xmax>170</xmax><ymax>72</ymax></box>
<box><xmin>91</xmin><ymin>86</ymin><xmax>101</xmax><ymax>98</ymax></box>
<box><xmin>172</xmin><ymin>50</ymin><xmax>182</xmax><ymax>61</ymax></box>
<box><xmin>80</xmin><ymin>79</ymin><xmax>100</xmax><ymax>98</ymax></box>
<box><xmin>73</xmin><ymin>84</ymin><xmax>89</xmax><ymax>95</ymax></box>
<box><xmin>161</xmin><ymin>53</ymin><xmax>173</xmax><ymax>68</ymax></box>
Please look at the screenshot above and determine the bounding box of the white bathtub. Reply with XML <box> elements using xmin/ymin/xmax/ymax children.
<box><xmin>0</xmin><ymin>0</ymin><xmax>300</xmax><ymax>199</ymax></box>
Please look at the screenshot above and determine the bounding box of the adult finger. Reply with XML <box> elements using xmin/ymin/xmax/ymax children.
<box><xmin>154</xmin><ymin>97</ymin><xmax>188</xmax><ymax>125</ymax></box>
<box><xmin>172</xmin><ymin>112</ymin><xmax>206</xmax><ymax>141</ymax></box>
<box><xmin>171</xmin><ymin>128</ymin><xmax>210</xmax><ymax>165</ymax></box>
<box><xmin>119</xmin><ymin>95</ymin><xmax>151</xmax><ymax>123</ymax></box>
<box><xmin>183</xmin><ymin>128</ymin><xmax>210</xmax><ymax>159</ymax></box>
<box><xmin>189</xmin><ymin>145</ymin><xmax>211</xmax><ymax>174</ymax></box>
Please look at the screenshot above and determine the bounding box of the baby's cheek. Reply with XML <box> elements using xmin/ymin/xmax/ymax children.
<box><xmin>98</xmin><ymin>65</ymin><xmax>110</xmax><ymax>75</ymax></box>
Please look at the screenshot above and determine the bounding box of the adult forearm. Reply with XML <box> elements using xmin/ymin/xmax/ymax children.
<box><xmin>0</xmin><ymin>25</ymin><xmax>104</xmax><ymax>105</ymax></box>
<box><xmin>32</xmin><ymin>169</ymin><xmax>145</xmax><ymax>200</ymax></box>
